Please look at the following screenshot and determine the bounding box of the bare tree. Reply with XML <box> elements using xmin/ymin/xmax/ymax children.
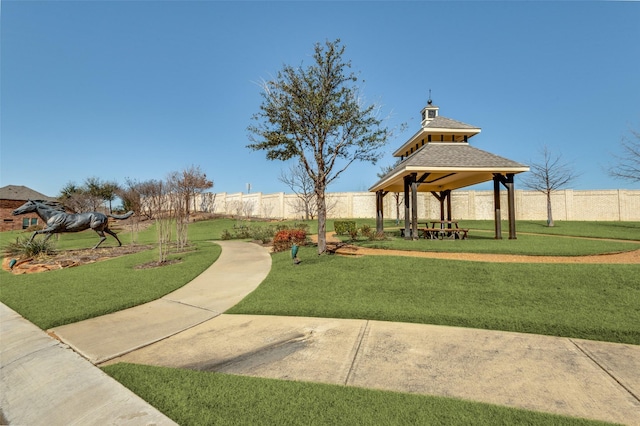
<box><xmin>248</xmin><ymin>39</ymin><xmax>390</xmax><ymax>254</ymax></box>
<box><xmin>378</xmin><ymin>163</ymin><xmax>403</xmax><ymax>225</ymax></box>
<box><xmin>174</xmin><ymin>165</ymin><xmax>214</xmax><ymax>215</ymax></box>
<box><xmin>154</xmin><ymin>180</ymin><xmax>173</xmax><ymax>263</ymax></box>
<box><xmin>117</xmin><ymin>178</ymin><xmax>144</xmax><ymax>243</ymax></box>
<box><xmin>609</xmin><ymin>127</ymin><xmax>640</xmax><ymax>183</ymax></box>
<box><xmin>137</xmin><ymin>179</ymin><xmax>165</xmax><ymax>220</ymax></box>
<box><xmin>522</xmin><ymin>145</ymin><xmax>580</xmax><ymax>227</ymax></box>
<box><xmin>166</xmin><ymin>171</ymin><xmax>188</xmax><ymax>250</ymax></box>
<box><xmin>166</xmin><ymin>166</ymin><xmax>214</xmax><ymax>250</ymax></box>
<box><xmin>279</xmin><ymin>162</ymin><xmax>317</xmax><ymax>220</ymax></box>
<box><xmin>119</xmin><ymin>178</ymin><xmax>143</xmax><ymax>216</ymax></box>
<box><xmin>199</xmin><ymin>192</ymin><xmax>217</xmax><ymax>213</ymax></box>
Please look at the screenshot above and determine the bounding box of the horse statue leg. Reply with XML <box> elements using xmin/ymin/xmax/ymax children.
<box><xmin>29</xmin><ymin>228</ymin><xmax>55</xmax><ymax>244</ymax></box>
<box><xmin>93</xmin><ymin>231</ymin><xmax>108</xmax><ymax>249</ymax></box>
<box><xmin>104</xmin><ymin>228</ymin><xmax>123</xmax><ymax>247</ymax></box>
<box><xmin>93</xmin><ymin>228</ymin><xmax>122</xmax><ymax>249</ymax></box>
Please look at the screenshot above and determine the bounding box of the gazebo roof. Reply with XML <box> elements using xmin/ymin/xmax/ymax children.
<box><xmin>370</xmin><ymin>142</ymin><xmax>529</xmax><ymax>193</ymax></box>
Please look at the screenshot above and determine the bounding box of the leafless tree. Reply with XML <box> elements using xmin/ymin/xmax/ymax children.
<box><xmin>134</xmin><ymin>178</ymin><xmax>172</xmax><ymax>262</ymax></box>
<box><xmin>118</xmin><ymin>178</ymin><xmax>144</xmax><ymax>243</ymax></box>
<box><xmin>199</xmin><ymin>192</ymin><xmax>217</xmax><ymax>213</ymax></box>
<box><xmin>279</xmin><ymin>162</ymin><xmax>317</xmax><ymax>220</ymax></box>
<box><xmin>522</xmin><ymin>145</ymin><xmax>580</xmax><ymax>227</ymax></box>
<box><xmin>173</xmin><ymin>165</ymin><xmax>214</xmax><ymax>215</ymax></box>
<box><xmin>137</xmin><ymin>179</ymin><xmax>165</xmax><ymax>220</ymax></box>
<box><xmin>608</xmin><ymin>127</ymin><xmax>640</xmax><ymax>183</ymax></box>
<box><xmin>378</xmin><ymin>163</ymin><xmax>403</xmax><ymax>225</ymax></box>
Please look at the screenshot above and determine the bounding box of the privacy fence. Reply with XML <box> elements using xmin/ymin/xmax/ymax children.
<box><xmin>197</xmin><ymin>189</ymin><xmax>639</xmax><ymax>221</ymax></box>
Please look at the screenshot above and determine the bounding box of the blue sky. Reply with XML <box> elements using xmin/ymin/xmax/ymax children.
<box><xmin>2</xmin><ymin>1</ymin><xmax>639</xmax><ymax>199</ymax></box>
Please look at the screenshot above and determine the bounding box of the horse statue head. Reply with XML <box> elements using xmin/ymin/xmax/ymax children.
<box><xmin>12</xmin><ymin>199</ymin><xmax>65</xmax><ymax>216</ymax></box>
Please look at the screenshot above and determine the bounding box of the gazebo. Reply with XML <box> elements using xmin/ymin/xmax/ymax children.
<box><xmin>369</xmin><ymin>99</ymin><xmax>529</xmax><ymax>239</ymax></box>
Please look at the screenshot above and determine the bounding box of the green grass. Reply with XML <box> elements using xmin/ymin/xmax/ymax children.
<box><xmin>102</xmin><ymin>363</ymin><xmax>610</xmax><ymax>426</ymax></box>
<box><xmin>2</xmin><ymin>218</ymin><xmax>634</xmax><ymax>425</ymax></box>
<box><xmin>227</xmin><ymin>246</ymin><xmax>640</xmax><ymax>345</ymax></box>
<box><xmin>353</xmin><ymin>232</ymin><xmax>639</xmax><ymax>256</ymax></box>
<box><xmin>465</xmin><ymin>220</ymin><xmax>640</xmax><ymax>241</ymax></box>
<box><xmin>0</xmin><ymin>240</ymin><xmax>221</xmax><ymax>329</ymax></box>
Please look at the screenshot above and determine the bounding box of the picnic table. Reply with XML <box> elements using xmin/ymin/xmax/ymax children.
<box><xmin>421</xmin><ymin>221</ymin><xmax>469</xmax><ymax>240</ymax></box>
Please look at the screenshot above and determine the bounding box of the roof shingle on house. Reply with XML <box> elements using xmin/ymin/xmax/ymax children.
<box><xmin>0</xmin><ymin>185</ymin><xmax>54</xmax><ymax>201</ymax></box>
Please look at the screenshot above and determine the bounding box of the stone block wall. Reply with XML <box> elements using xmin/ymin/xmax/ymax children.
<box><xmin>201</xmin><ymin>189</ymin><xmax>639</xmax><ymax>221</ymax></box>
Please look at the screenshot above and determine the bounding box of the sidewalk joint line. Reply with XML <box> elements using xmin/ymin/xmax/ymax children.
<box><xmin>162</xmin><ymin>298</ymin><xmax>222</xmax><ymax>314</ymax></box>
<box><xmin>569</xmin><ymin>339</ymin><xmax>640</xmax><ymax>404</ymax></box>
<box><xmin>345</xmin><ymin>320</ymin><xmax>370</xmax><ymax>386</ymax></box>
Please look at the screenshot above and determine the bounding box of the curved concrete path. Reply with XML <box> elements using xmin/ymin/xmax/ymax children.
<box><xmin>2</xmin><ymin>241</ymin><xmax>640</xmax><ymax>425</ymax></box>
<box><xmin>1</xmin><ymin>241</ymin><xmax>270</xmax><ymax>426</ymax></box>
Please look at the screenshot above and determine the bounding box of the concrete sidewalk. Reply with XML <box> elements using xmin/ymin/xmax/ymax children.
<box><xmin>1</xmin><ymin>241</ymin><xmax>270</xmax><ymax>425</ymax></box>
<box><xmin>103</xmin><ymin>315</ymin><xmax>640</xmax><ymax>425</ymax></box>
<box><xmin>2</xmin><ymin>240</ymin><xmax>640</xmax><ymax>425</ymax></box>
<box><xmin>49</xmin><ymin>240</ymin><xmax>272</xmax><ymax>364</ymax></box>
<box><xmin>1</xmin><ymin>303</ymin><xmax>177</xmax><ymax>426</ymax></box>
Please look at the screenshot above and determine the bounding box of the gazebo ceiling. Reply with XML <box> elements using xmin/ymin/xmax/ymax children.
<box><xmin>370</xmin><ymin>143</ymin><xmax>529</xmax><ymax>193</ymax></box>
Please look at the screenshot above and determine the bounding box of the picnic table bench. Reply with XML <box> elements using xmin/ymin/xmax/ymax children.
<box><xmin>401</xmin><ymin>221</ymin><xmax>469</xmax><ymax>240</ymax></box>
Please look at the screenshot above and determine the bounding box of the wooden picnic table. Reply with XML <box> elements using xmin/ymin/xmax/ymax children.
<box><xmin>421</xmin><ymin>221</ymin><xmax>469</xmax><ymax>240</ymax></box>
<box><xmin>401</xmin><ymin>221</ymin><xmax>469</xmax><ymax>239</ymax></box>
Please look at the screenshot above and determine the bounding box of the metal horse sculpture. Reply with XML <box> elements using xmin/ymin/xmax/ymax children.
<box><xmin>12</xmin><ymin>199</ymin><xmax>134</xmax><ymax>249</ymax></box>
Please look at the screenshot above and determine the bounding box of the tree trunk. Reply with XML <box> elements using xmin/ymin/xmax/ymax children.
<box><xmin>316</xmin><ymin>189</ymin><xmax>327</xmax><ymax>254</ymax></box>
<box><xmin>546</xmin><ymin>191</ymin><xmax>554</xmax><ymax>227</ymax></box>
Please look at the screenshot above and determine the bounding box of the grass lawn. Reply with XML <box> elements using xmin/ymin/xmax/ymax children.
<box><xmin>2</xmin><ymin>218</ymin><xmax>637</xmax><ymax>425</ymax></box>
<box><xmin>352</xmin><ymin>232</ymin><xmax>639</xmax><ymax>255</ymax></box>
<box><xmin>102</xmin><ymin>363</ymin><xmax>610</xmax><ymax>426</ymax></box>
<box><xmin>227</xmin><ymin>245</ymin><xmax>640</xmax><ymax>345</ymax></box>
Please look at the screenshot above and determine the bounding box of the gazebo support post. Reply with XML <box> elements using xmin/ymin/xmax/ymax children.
<box><xmin>410</xmin><ymin>174</ymin><xmax>418</xmax><ymax>240</ymax></box>
<box><xmin>505</xmin><ymin>174</ymin><xmax>517</xmax><ymax>239</ymax></box>
<box><xmin>493</xmin><ymin>175</ymin><xmax>502</xmax><ymax>239</ymax></box>
<box><xmin>402</xmin><ymin>174</ymin><xmax>418</xmax><ymax>240</ymax></box>
<box><xmin>376</xmin><ymin>190</ymin><xmax>385</xmax><ymax>234</ymax></box>
<box><xmin>403</xmin><ymin>176</ymin><xmax>411</xmax><ymax>240</ymax></box>
<box><xmin>493</xmin><ymin>173</ymin><xmax>518</xmax><ymax>239</ymax></box>
<box><xmin>446</xmin><ymin>190</ymin><xmax>452</xmax><ymax>227</ymax></box>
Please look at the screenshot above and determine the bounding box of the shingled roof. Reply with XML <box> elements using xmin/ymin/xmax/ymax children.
<box><xmin>422</xmin><ymin>115</ymin><xmax>479</xmax><ymax>130</ymax></box>
<box><xmin>370</xmin><ymin>142</ymin><xmax>529</xmax><ymax>193</ymax></box>
<box><xmin>0</xmin><ymin>185</ymin><xmax>54</xmax><ymax>201</ymax></box>
<box><xmin>401</xmin><ymin>143</ymin><xmax>527</xmax><ymax>169</ymax></box>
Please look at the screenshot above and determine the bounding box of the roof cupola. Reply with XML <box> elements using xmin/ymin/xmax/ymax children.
<box><xmin>420</xmin><ymin>93</ymin><xmax>439</xmax><ymax>127</ymax></box>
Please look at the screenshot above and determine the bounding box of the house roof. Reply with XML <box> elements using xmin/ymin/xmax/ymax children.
<box><xmin>0</xmin><ymin>185</ymin><xmax>54</xmax><ymax>201</ymax></box>
<box><xmin>370</xmin><ymin>143</ymin><xmax>529</xmax><ymax>193</ymax></box>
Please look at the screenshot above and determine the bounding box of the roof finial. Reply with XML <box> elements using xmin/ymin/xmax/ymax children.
<box><xmin>427</xmin><ymin>89</ymin><xmax>433</xmax><ymax>105</ymax></box>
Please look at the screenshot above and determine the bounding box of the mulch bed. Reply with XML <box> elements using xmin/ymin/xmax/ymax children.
<box><xmin>3</xmin><ymin>245</ymin><xmax>153</xmax><ymax>274</ymax></box>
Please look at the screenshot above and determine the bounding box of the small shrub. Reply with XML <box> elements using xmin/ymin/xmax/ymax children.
<box><xmin>292</xmin><ymin>222</ymin><xmax>310</xmax><ymax>233</ymax></box>
<box><xmin>334</xmin><ymin>221</ymin><xmax>356</xmax><ymax>236</ymax></box>
<box><xmin>272</xmin><ymin>228</ymin><xmax>307</xmax><ymax>252</ymax></box>
<box><xmin>232</xmin><ymin>224</ymin><xmax>251</xmax><ymax>239</ymax></box>
<box><xmin>3</xmin><ymin>236</ymin><xmax>56</xmax><ymax>258</ymax></box>
<box><xmin>220</xmin><ymin>229</ymin><xmax>232</xmax><ymax>240</ymax></box>
<box><xmin>360</xmin><ymin>224</ymin><xmax>373</xmax><ymax>239</ymax></box>
<box><xmin>251</xmin><ymin>225</ymin><xmax>276</xmax><ymax>244</ymax></box>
